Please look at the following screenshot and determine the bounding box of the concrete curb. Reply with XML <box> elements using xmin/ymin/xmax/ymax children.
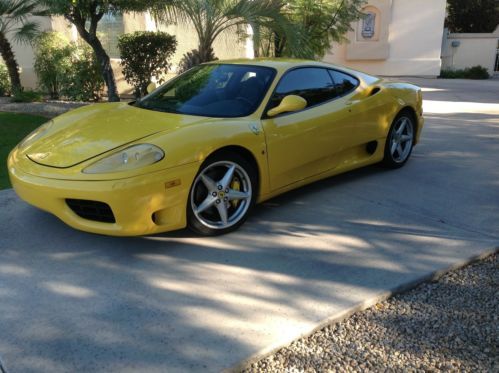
<box><xmin>227</xmin><ymin>246</ymin><xmax>499</xmax><ymax>372</ymax></box>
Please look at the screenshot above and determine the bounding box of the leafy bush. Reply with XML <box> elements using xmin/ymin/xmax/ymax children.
<box><xmin>178</xmin><ymin>48</ymin><xmax>218</xmax><ymax>74</ymax></box>
<box><xmin>60</xmin><ymin>43</ymin><xmax>103</xmax><ymax>101</ymax></box>
<box><xmin>0</xmin><ymin>61</ymin><xmax>11</xmax><ymax>96</ymax></box>
<box><xmin>118</xmin><ymin>31</ymin><xmax>177</xmax><ymax>97</ymax></box>
<box><xmin>33</xmin><ymin>32</ymin><xmax>73</xmax><ymax>99</ymax></box>
<box><xmin>34</xmin><ymin>32</ymin><xmax>103</xmax><ymax>101</ymax></box>
<box><xmin>440</xmin><ymin>65</ymin><xmax>490</xmax><ymax>80</ymax></box>
<box><xmin>11</xmin><ymin>89</ymin><xmax>43</xmax><ymax>103</ymax></box>
<box><xmin>465</xmin><ymin>66</ymin><xmax>491</xmax><ymax>79</ymax></box>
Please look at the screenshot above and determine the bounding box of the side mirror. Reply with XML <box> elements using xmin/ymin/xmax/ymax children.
<box><xmin>146</xmin><ymin>82</ymin><xmax>157</xmax><ymax>94</ymax></box>
<box><xmin>267</xmin><ymin>95</ymin><xmax>307</xmax><ymax>117</ymax></box>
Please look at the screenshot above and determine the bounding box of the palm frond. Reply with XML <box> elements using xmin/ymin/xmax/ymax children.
<box><xmin>0</xmin><ymin>0</ymin><xmax>45</xmax><ymax>42</ymax></box>
<box><xmin>12</xmin><ymin>21</ymin><xmax>40</xmax><ymax>44</ymax></box>
<box><xmin>153</xmin><ymin>0</ymin><xmax>310</xmax><ymax>58</ymax></box>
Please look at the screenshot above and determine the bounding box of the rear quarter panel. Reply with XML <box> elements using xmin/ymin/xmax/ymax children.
<box><xmin>380</xmin><ymin>81</ymin><xmax>424</xmax><ymax>142</ymax></box>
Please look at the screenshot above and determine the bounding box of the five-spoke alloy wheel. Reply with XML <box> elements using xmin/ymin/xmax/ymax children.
<box><xmin>187</xmin><ymin>153</ymin><xmax>256</xmax><ymax>235</ymax></box>
<box><xmin>383</xmin><ymin>112</ymin><xmax>415</xmax><ymax>168</ymax></box>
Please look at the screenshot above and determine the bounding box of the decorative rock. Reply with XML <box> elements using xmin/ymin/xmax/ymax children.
<box><xmin>242</xmin><ymin>254</ymin><xmax>498</xmax><ymax>372</ymax></box>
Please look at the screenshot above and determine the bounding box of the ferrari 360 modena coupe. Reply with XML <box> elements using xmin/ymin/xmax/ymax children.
<box><xmin>8</xmin><ymin>59</ymin><xmax>423</xmax><ymax>236</ymax></box>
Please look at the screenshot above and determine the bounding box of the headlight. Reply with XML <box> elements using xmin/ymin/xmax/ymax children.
<box><xmin>82</xmin><ymin>144</ymin><xmax>164</xmax><ymax>174</ymax></box>
<box><xmin>19</xmin><ymin>120</ymin><xmax>53</xmax><ymax>149</ymax></box>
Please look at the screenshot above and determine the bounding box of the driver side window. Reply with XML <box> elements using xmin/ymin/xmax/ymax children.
<box><xmin>268</xmin><ymin>68</ymin><xmax>338</xmax><ymax>112</ymax></box>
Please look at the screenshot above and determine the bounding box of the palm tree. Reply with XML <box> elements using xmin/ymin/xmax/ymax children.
<box><xmin>0</xmin><ymin>0</ymin><xmax>45</xmax><ymax>92</ymax></box>
<box><xmin>154</xmin><ymin>0</ymin><xmax>305</xmax><ymax>65</ymax></box>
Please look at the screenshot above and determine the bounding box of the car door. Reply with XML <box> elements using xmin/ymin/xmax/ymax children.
<box><xmin>261</xmin><ymin>67</ymin><xmax>361</xmax><ymax>191</ymax></box>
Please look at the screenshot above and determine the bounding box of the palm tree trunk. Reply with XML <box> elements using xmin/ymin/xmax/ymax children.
<box><xmin>0</xmin><ymin>31</ymin><xmax>22</xmax><ymax>92</ymax></box>
<box><xmin>250</xmin><ymin>23</ymin><xmax>260</xmax><ymax>58</ymax></box>
<box><xmin>198</xmin><ymin>32</ymin><xmax>215</xmax><ymax>63</ymax></box>
<box><xmin>274</xmin><ymin>32</ymin><xmax>285</xmax><ymax>57</ymax></box>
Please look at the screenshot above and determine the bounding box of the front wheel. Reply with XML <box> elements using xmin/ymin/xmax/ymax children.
<box><xmin>382</xmin><ymin>112</ymin><xmax>415</xmax><ymax>168</ymax></box>
<box><xmin>187</xmin><ymin>153</ymin><xmax>256</xmax><ymax>236</ymax></box>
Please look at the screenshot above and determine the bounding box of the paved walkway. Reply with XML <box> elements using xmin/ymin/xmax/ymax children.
<box><xmin>0</xmin><ymin>79</ymin><xmax>498</xmax><ymax>372</ymax></box>
<box><xmin>0</xmin><ymin>97</ymin><xmax>87</xmax><ymax>118</ymax></box>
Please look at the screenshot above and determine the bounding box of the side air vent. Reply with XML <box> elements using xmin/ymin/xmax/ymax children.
<box><xmin>369</xmin><ymin>87</ymin><xmax>381</xmax><ymax>96</ymax></box>
<box><xmin>366</xmin><ymin>141</ymin><xmax>378</xmax><ymax>155</ymax></box>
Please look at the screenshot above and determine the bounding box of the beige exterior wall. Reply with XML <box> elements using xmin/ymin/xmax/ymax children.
<box><xmin>7</xmin><ymin>15</ymin><xmax>75</xmax><ymax>90</ymax></box>
<box><xmin>324</xmin><ymin>0</ymin><xmax>447</xmax><ymax>77</ymax></box>
<box><xmin>8</xmin><ymin>12</ymin><xmax>248</xmax><ymax>95</ymax></box>
<box><xmin>7</xmin><ymin>3</ymin><xmax>451</xmax><ymax>94</ymax></box>
<box><xmin>157</xmin><ymin>20</ymin><xmax>249</xmax><ymax>69</ymax></box>
<box><xmin>441</xmin><ymin>27</ymin><xmax>499</xmax><ymax>75</ymax></box>
<box><xmin>9</xmin><ymin>16</ymin><xmax>52</xmax><ymax>89</ymax></box>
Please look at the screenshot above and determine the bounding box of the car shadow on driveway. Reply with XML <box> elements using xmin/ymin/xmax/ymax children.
<box><xmin>0</xmin><ymin>111</ymin><xmax>498</xmax><ymax>372</ymax></box>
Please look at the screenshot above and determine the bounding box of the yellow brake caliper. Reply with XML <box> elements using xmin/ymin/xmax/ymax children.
<box><xmin>230</xmin><ymin>177</ymin><xmax>241</xmax><ymax>208</ymax></box>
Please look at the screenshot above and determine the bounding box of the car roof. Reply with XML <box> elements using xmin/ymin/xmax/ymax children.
<box><xmin>205</xmin><ymin>58</ymin><xmax>378</xmax><ymax>83</ymax></box>
<box><xmin>207</xmin><ymin>58</ymin><xmax>331</xmax><ymax>70</ymax></box>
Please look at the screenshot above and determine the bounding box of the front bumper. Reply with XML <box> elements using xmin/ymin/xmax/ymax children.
<box><xmin>8</xmin><ymin>156</ymin><xmax>200</xmax><ymax>236</ymax></box>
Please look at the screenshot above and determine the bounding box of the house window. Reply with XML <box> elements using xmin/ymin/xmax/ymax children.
<box><xmin>99</xmin><ymin>13</ymin><xmax>124</xmax><ymax>58</ymax></box>
<box><xmin>85</xmin><ymin>13</ymin><xmax>124</xmax><ymax>58</ymax></box>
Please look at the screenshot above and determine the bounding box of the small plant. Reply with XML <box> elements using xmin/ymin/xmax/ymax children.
<box><xmin>118</xmin><ymin>31</ymin><xmax>177</xmax><ymax>97</ymax></box>
<box><xmin>0</xmin><ymin>61</ymin><xmax>11</xmax><ymax>96</ymax></box>
<box><xmin>33</xmin><ymin>32</ymin><xmax>103</xmax><ymax>101</ymax></box>
<box><xmin>178</xmin><ymin>48</ymin><xmax>218</xmax><ymax>74</ymax></box>
<box><xmin>465</xmin><ymin>66</ymin><xmax>490</xmax><ymax>79</ymax></box>
<box><xmin>11</xmin><ymin>89</ymin><xmax>43</xmax><ymax>103</ymax></box>
<box><xmin>60</xmin><ymin>43</ymin><xmax>103</xmax><ymax>101</ymax></box>
<box><xmin>440</xmin><ymin>65</ymin><xmax>490</xmax><ymax>80</ymax></box>
<box><xmin>34</xmin><ymin>32</ymin><xmax>73</xmax><ymax>99</ymax></box>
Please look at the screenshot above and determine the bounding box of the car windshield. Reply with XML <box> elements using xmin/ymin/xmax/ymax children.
<box><xmin>135</xmin><ymin>64</ymin><xmax>276</xmax><ymax>118</ymax></box>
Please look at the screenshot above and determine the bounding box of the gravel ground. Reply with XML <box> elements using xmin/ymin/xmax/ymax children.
<box><xmin>0</xmin><ymin>97</ymin><xmax>88</xmax><ymax>118</ymax></box>
<box><xmin>243</xmin><ymin>252</ymin><xmax>498</xmax><ymax>372</ymax></box>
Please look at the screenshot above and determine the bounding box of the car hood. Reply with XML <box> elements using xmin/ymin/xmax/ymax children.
<box><xmin>25</xmin><ymin>103</ymin><xmax>205</xmax><ymax>168</ymax></box>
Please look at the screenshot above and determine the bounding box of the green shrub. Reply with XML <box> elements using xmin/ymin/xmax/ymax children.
<box><xmin>60</xmin><ymin>43</ymin><xmax>103</xmax><ymax>102</ymax></box>
<box><xmin>118</xmin><ymin>31</ymin><xmax>177</xmax><ymax>97</ymax></box>
<box><xmin>0</xmin><ymin>61</ymin><xmax>11</xmax><ymax>96</ymax></box>
<box><xmin>178</xmin><ymin>48</ymin><xmax>217</xmax><ymax>74</ymax></box>
<box><xmin>11</xmin><ymin>89</ymin><xmax>43</xmax><ymax>103</ymax></box>
<box><xmin>439</xmin><ymin>69</ymin><xmax>459</xmax><ymax>79</ymax></box>
<box><xmin>33</xmin><ymin>32</ymin><xmax>73</xmax><ymax>99</ymax></box>
<box><xmin>440</xmin><ymin>65</ymin><xmax>490</xmax><ymax>80</ymax></box>
<box><xmin>34</xmin><ymin>32</ymin><xmax>103</xmax><ymax>101</ymax></box>
<box><xmin>464</xmin><ymin>65</ymin><xmax>490</xmax><ymax>79</ymax></box>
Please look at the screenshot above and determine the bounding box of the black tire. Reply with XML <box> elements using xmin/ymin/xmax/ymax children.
<box><xmin>187</xmin><ymin>152</ymin><xmax>257</xmax><ymax>236</ymax></box>
<box><xmin>382</xmin><ymin>111</ymin><xmax>415</xmax><ymax>168</ymax></box>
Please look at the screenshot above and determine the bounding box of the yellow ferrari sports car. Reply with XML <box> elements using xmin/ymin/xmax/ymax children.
<box><xmin>8</xmin><ymin>59</ymin><xmax>423</xmax><ymax>236</ymax></box>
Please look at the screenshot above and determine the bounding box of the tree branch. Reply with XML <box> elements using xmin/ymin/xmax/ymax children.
<box><xmin>322</xmin><ymin>0</ymin><xmax>346</xmax><ymax>34</ymax></box>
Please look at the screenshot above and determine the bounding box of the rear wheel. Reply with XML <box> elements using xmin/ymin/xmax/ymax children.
<box><xmin>187</xmin><ymin>153</ymin><xmax>256</xmax><ymax>236</ymax></box>
<box><xmin>383</xmin><ymin>112</ymin><xmax>415</xmax><ymax>168</ymax></box>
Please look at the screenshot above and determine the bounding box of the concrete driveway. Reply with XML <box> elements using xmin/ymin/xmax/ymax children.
<box><xmin>0</xmin><ymin>78</ymin><xmax>498</xmax><ymax>372</ymax></box>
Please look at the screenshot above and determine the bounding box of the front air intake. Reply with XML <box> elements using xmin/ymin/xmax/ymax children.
<box><xmin>66</xmin><ymin>199</ymin><xmax>116</xmax><ymax>223</ymax></box>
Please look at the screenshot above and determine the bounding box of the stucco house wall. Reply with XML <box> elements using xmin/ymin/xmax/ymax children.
<box><xmin>324</xmin><ymin>0</ymin><xmax>447</xmax><ymax>77</ymax></box>
<box><xmin>441</xmin><ymin>27</ymin><xmax>499</xmax><ymax>76</ymax></box>
<box><xmin>8</xmin><ymin>12</ymin><xmax>248</xmax><ymax>95</ymax></box>
<box><xmin>5</xmin><ymin>1</ymin><xmax>453</xmax><ymax>94</ymax></box>
<box><xmin>10</xmin><ymin>16</ymin><xmax>55</xmax><ymax>90</ymax></box>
